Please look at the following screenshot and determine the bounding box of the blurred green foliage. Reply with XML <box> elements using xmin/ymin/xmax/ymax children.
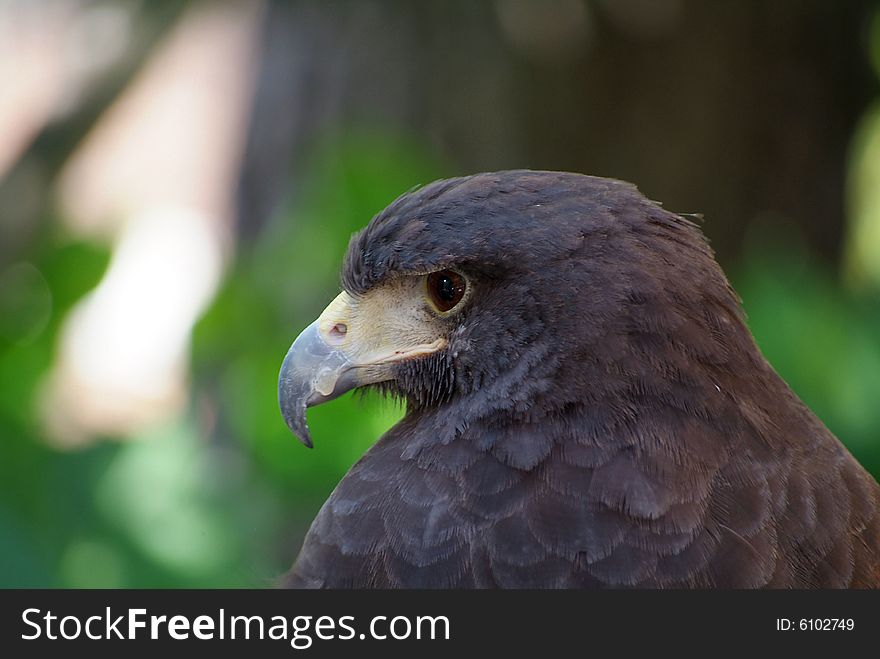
<box><xmin>733</xmin><ymin>218</ymin><xmax>880</xmax><ymax>477</ymax></box>
<box><xmin>0</xmin><ymin>237</ymin><xmax>112</xmax><ymax>586</ymax></box>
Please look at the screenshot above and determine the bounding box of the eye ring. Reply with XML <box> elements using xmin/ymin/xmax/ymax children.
<box><xmin>426</xmin><ymin>270</ymin><xmax>467</xmax><ymax>313</ymax></box>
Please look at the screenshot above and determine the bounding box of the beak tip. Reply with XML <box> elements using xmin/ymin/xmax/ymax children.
<box><xmin>298</xmin><ymin>431</ymin><xmax>314</xmax><ymax>449</ymax></box>
<box><xmin>280</xmin><ymin>400</ymin><xmax>315</xmax><ymax>448</ymax></box>
<box><xmin>285</xmin><ymin>416</ymin><xmax>315</xmax><ymax>448</ymax></box>
<box><xmin>278</xmin><ymin>382</ymin><xmax>313</xmax><ymax>449</ymax></box>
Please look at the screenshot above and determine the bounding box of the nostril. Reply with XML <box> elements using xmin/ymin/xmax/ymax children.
<box><xmin>327</xmin><ymin>323</ymin><xmax>347</xmax><ymax>343</ymax></box>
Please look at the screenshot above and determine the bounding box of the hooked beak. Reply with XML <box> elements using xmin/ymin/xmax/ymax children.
<box><xmin>278</xmin><ymin>291</ymin><xmax>445</xmax><ymax>447</ymax></box>
<box><xmin>278</xmin><ymin>319</ymin><xmax>357</xmax><ymax>448</ymax></box>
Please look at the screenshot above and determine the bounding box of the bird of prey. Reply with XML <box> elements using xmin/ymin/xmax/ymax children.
<box><xmin>277</xmin><ymin>170</ymin><xmax>880</xmax><ymax>588</ymax></box>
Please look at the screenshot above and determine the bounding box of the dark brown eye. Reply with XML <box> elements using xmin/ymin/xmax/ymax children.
<box><xmin>427</xmin><ymin>270</ymin><xmax>466</xmax><ymax>312</ymax></box>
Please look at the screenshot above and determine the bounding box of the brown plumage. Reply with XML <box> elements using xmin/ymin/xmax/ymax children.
<box><xmin>279</xmin><ymin>170</ymin><xmax>880</xmax><ymax>588</ymax></box>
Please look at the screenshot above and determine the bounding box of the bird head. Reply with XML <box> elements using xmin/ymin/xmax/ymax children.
<box><xmin>278</xmin><ymin>170</ymin><xmax>748</xmax><ymax>447</ymax></box>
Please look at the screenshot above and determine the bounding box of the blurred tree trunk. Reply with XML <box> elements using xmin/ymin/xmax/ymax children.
<box><xmin>240</xmin><ymin>0</ymin><xmax>876</xmax><ymax>265</ymax></box>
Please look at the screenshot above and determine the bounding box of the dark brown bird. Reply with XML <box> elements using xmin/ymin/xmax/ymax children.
<box><xmin>278</xmin><ymin>170</ymin><xmax>880</xmax><ymax>588</ymax></box>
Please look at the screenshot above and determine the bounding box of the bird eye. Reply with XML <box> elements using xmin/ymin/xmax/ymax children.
<box><xmin>426</xmin><ymin>270</ymin><xmax>466</xmax><ymax>313</ymax></box>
